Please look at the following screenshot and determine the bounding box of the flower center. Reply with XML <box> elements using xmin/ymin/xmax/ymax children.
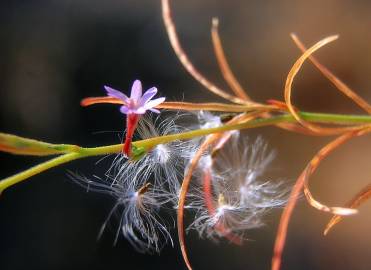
<box><xmin>128</xmin><ymin>99</ymin><xmax>138</xmax><ymax>109</ymax></box>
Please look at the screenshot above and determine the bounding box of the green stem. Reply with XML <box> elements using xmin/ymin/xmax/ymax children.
<box><xmin>0</xmin><ymin>153</ymin><xmax>82</xmax><ymax>193</ymax></box>
<box><xmin>1</xmin><ymin>111</ymin><xmax>370</xmax><ymax>193</ymax></box>
<box><xmin>299</xmin><ymin>111</ymin><xmax>371</xmax><ymax>124</ymax></box>
<box><xmin>81</xmin><ymin>111</ymin><xmax>371</xmax><ymax>155</ymax></box>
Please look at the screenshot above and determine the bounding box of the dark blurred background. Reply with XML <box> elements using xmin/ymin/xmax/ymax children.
<box><xmin>1</xmin><ymin>0</ymin><xmax>371</xmax><ymax>269</ymax></box>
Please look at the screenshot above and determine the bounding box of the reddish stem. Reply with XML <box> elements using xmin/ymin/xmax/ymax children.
<box><xmin>203</xmin><ymin>168</ymin><xmax>215</xmax><ymax>214</ymax></box>
<box><xmin>203</xmin><ymin>168</ymin><xmax>242</xmax><ymax>245</ymax></box>
<box><xmin>123</xmin><ymin>114</ymin><xmax>139</xmax><ymax>156</ymax></box>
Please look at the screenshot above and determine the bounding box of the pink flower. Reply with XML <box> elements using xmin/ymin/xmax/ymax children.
<box><xmin>103</xmin><ymin>80</ymin><xmax>165</xmax><ymax>156</ymax></box>
<box><xmin>104</xmin><ymin>80</ymin><xmax>165</xmax><ymax>115</ymax></box>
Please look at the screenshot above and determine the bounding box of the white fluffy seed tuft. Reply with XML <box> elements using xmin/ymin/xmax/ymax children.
<box><xmin>188</xmin><ymin>135</ymin><xmax>289</xmax><ymax>241</ymax></box>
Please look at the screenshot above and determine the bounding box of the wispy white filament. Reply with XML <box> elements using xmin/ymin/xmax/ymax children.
<box><xmin>70</xmin><ymin>168</ymin><xmax>175</xmax><ymax>253</ymax></box>
<box><xmin>188</xmin><ymin>136</ymin><xmax>289</xmax><ymax>241</ymax></box>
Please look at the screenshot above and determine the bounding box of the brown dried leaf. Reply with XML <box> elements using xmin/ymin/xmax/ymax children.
<box><xmin>211</xmin><ymin>18</ymin><xmax>251</xmax><ymax>101</ymax></box>
<box><xmin>80</xmin><ymin>96</ymin><xmax>123</xmax><ymax>106</ymax></box>
<box><xmin>324</xmin><ymin>183</ymin><xmax>371</xmax><ymax>235</ymax></box>
<box><xmin>81</xmin><ymin>97</ymin><xmax>274</xmax><ymax>112</ymax></box>
<box><xmin>177</xmin><ymin>135</ymin><xmax>220</xmax><ymax>270</ymax></box>
<box><xmin>271</xmin><ymin>127</ymin><xmax>371</xmax><ymax>270</ymax></box>
<box><xmin>284</xmin><ymin>35</ymin><xmax>362</xmax><ymax>135</ymax></box>
<box><xmin>162</xmin><ymin>0</ymin><xmax>258</xmax><ymax>106</ymax></box>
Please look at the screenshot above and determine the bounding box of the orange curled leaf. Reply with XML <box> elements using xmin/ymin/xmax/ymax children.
<box><xmin>266</xmin><ymin>99</ymin><xmax>290</xmax><ymax>111</ymax></box>
<box><xmin>81</xmin><ymin>96</ymin><xmax>123</xmax><ymax>107</ymax></box>
<box><xmin>300</xmin><ymin>129</ymin><xmax>368</xmax><ymax>216</ymax></box>
<box><xmin>324</xmin><ymin>183</ymin><xmax>371</xmax><ymax>235</ymax></box>
<box><xmin>211</xmin><ymin>18</ymin><xmax>251</xmax><ymax>101</ymax></box>
<box><xmin>265</xmin><ymin>100</ymin><xmax>334</xmax><ymax>136</ymax></box>
<box><xmin>284</xmin><ymin>35</ymin><xmax>362</xmax><ymax>135</ymax></box>
<box><xmin>81</xmin><ymin>97</ymin><xmax>275</xmax><ymax>113</ymax></box>
<box><xmin>161</xmin><ymin>0</ymin><xmax>258</xmax><ymax>106</ymax></box>
<box><xmin>178</xmin><ymin>135</ymin><xmax>220</xmax><ymax>270</ymax></box>
<box><xmin>271</xmin><ymin>165</ymin><xmax>305</xmax><ymax>270</ymax></box>
<box><xmin>303</xmin><ymin>170</ymin><xmax>357</xmax><ymax>216</ymax></box>
<box><xmin>271</xmin><ymin>127</ymin><xmax>371</xmax><ymax>270</ymax></box>
<box><xmin>291</xmin><ymin>33</ymin><xmax>371</xmax><ymax>114</ymax></box>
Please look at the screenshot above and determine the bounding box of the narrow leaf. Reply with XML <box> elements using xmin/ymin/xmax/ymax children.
<box><xmin>272</xmin><ymin>127</ymin><xmax>370</xmax><ymax>270</ymax></box>
<box><xmin>324</xmin><ymin>183</ymin><xmax>371</xmax><ymax>235</ymax></box>
<box><xmin>291</xmin><ymin>33</ymin><xmax>371</xmax><ymax>114</ymax></box>
<box><xmin>0</xmin><ymin>133</ymin><xmax>80</xmax><ymax>156</ymax></box>
<box><xmin>284</xmin><ymin>35</ymin><xmax>362</xmax><ymax>135</ymax></box>
<box><xmin>211</xmin><ymin>17</ymin><xmax>250</xmax><ymax>101</ymax></box>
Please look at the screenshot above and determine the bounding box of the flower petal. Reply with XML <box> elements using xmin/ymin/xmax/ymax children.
<box><xmin>143</xmin><ymin>97</ymin><xmax>166</xmax><ymax>110</ymax></box>
<box><xmin>149</xmin><ymin>108</ymin><xmax>161</xmax><ymax>114</ymax></box>
<box><xmin>120</xmin><ymin>106</ymin><xmax>130</xmax><ymax>114</ymax></box>
<box><xmin>130</xmin><ymin>80</ymin><xmax>142</xmax><ymax>100</ymax></box>
<box><xmin>139</xmin><ymin>87</ymin><xmax>158</xmax><ymax>106</ymax></box>
<box><xmin>104</xmin><ymin>86</ymin><xmax>129</xmax><ymax>103</ymax></box>
<box><xmin>134</xmin><ymin>107</ymin><xmax>147</xmax><ymax>114</ymax></box>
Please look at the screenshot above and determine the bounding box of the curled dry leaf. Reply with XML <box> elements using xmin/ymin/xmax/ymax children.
<box><xmin>81</xmin><ymin>98</ymin><xmax>275</xmax><ymax>113</ymax></box>
<box><xmin>161</xmin><ymin>0</ymin><xmax>258</xmax><ymax>106</ymax></box>
<box><xmin>272</xmin><ymin>127</ymin><xmax>371</xmax><ymax>270</ymax></box>
<box><xmin>178</xmin><ymin>135</ymin><xmax>221</xmax><ymax>270</ymax></box>
<box><xmin>284</xmin><ymin>35</ymin><xmax>366</xmax><ymax>135</ymax></box>
<box><xmin>211</xmin><ymin>17</ymin><xmax>250</xmax><ymax>101</ymax></box>
<box><xmin>291</xmin><ymin>33</ymin><xmax>371</xmax><ymax>114</ymax></box>
<box><xmin>80</xmin><ymin>96</ymin><xmax>123</xmax><ymax>107</ymax></box>
<box><xmin>324</xmin><ymin>183</ymin><xmax>371</xmax><ymax>235</ymax></box>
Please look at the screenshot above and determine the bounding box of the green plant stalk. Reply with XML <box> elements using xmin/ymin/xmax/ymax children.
<box><xmin>0</xmin><ymin>153</ymin><xmax>81</xmax><ymax>193</ymax></box>
<box><xmin>1</xmin><ymin>111</ymin><xmax>370</xmax><ymax>193</ymax></box>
